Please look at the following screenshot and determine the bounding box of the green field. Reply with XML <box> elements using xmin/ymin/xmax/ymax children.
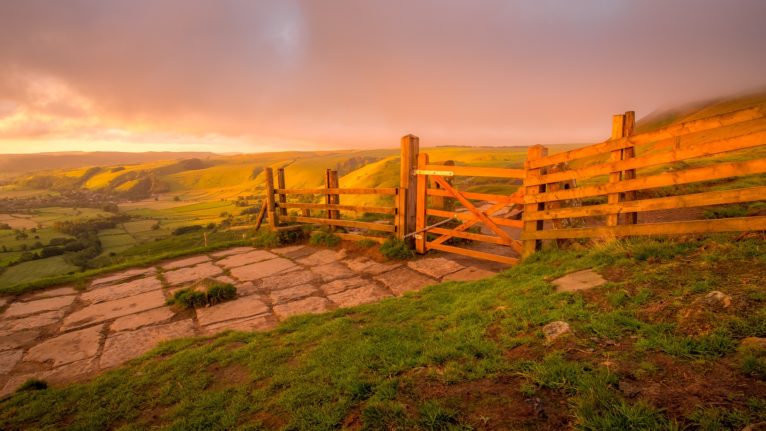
<box><xmin>0</xmin><ymin>256</ymin><xmax>79</xmax><ymax>286</ymax></box>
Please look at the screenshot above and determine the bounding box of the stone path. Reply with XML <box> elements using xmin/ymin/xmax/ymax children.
<box><xmin>0</xmin><ymin>245</ymin><xmax>500</xmax><ymax>396</ymax></box>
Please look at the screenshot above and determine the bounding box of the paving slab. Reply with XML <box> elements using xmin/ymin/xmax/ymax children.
<box><xmin>374</xmin><ymin>267</ymin><xmax>436</xmax><ymax>296</ymax></box>
<box><xmin>3</xmin><ymin>295</ymin><xmax>76</xmax><ymax>318</ymax></box>
<box><xmin>552</xmin><ymin>269</ymin><xmax>606</xmax><ymax>292</ymax></box>
<box><xmin>321</xmin><ymin>276</ymin><xmax>370</xmax><ymax>295</ymax></box>
<box><xmin>216</xmin><ymin>250</ymin><xmax>279</xmax><ymax>269</ymax></box>
<box><xmin>211</xmin><ymin>246</ymin><xmax>256</xmax><ymax>258</ymax></box>
<box><xmin>195</xmin><ymin>295</ymin><xmax>270</xmax><ymax>327</ymax></box>
<box><xmin>0</xmin><ymin>349</ymin><xmax>23</xmax><ymax>374</ymax></box>
<box><xmin>0</xmin><ymin>297</ymin><xmax>9</xmax><ymax>309</ymax></box>
<box><xmin>0</xmin><ymin>330</ymin><xmax>38</xmax><ymax>351</ymax></box>
<box><xmin>24</xmin><ymin>325</ymin><xmax>102</xmax><ymax>367</ymax></box>
<box><xmin>328</xmin><ymin>285</ymin><xmax>392</xmax><ymax>308</ymax></box>
<box><xmin>261</xmin><ymin>270</ymin><xmax>320</xmax><ymax>291</ymax></box>
<box><xmin>110</xmin><ymin>308</ymin><xmax>176</xmax><ymax>332</ymax></box>
<box><xmin>81</xmin><ymin>276</ymin><xmax>163</xmax><ymax>304</ymax></box>
<box><xmin>28</xmin><ymin>287</ymin><xmax>78</xmax><ymax>300</ymax></box>
<box><xmin>297</xmin><ymin>249</ymin><xmax>346</xmax><ymax>266</ymax></box>
<box><xmin>215</xmin><ymin>275</ymin><xmax>238</xmax><ymax>285</ymax></box>
<box><xmin>343</xmin><ymin>257</ymin><xmax>400</xmax><ymax>275</ymax></box>
<box><xmin>62</xmin><ymin>290</ymin><xmax>166</xmax><ymax>330</ymax></box>
<box><xmin>100</xmin><ymin>320</ymin><xmax>195</xmax><ymax>369</ymax></box>
<box><xmin>229</xmin><ymin>258</ymin><xmax>298</xmax><ymax>281</ymax></box>
<box><xmin>201</xmin><ymin>314</ymin><xmax>277</xmax><ymax>334</ymax></box>
<box><xmin>442</xmin><ymin>267</ymin><xmax>497</xmax><ymax>282</ymax></box>
<box><xmin>310</xmin><ymin>262</ymin><xmax>356</xmax><ymax>282</ymax></box>
<box><xmin>0</xmin><ymin>357</ymin><xmax>99</xmax><ymax>397</ymax></box>
<box><xmin>407</xmin><ymin>257</ymin><xmax>464</xmax><ymax>279</ymax></box>
<box><xmin>269</xmin><ymin>284</ymin><xmax>319</xmax><ymax>304</ymax></box>
<box><xmin>235</xmin><ymin>281</ymin><xmax>262</xmax><ymax>297</ymax></box>
<box><xmin>161</xmin><ymin>255</ymin><xmax>211</xmax><ymax>270</ymax></box>
<box><xmin>271</xmin><ymin>245</ymin><xmax>306</xmax><ymax>256</ymax></box>
<box><xmin>273</xmin><ymin>297</ymin><xmax>332</xmax><ymax>320</ymax></box>
<box><xmin>91</xmin><ymin>267</ymin><xmax>156</xmax><ymax>287</ymax></box>
<box><xmin>163</xmin><ymin>262</ymin><xmax>223</xmax><ymax>285</ymax></box>
<box><xmin>0</xmin><ymin>310</ymin><xmax>64</xmax><ymax>334</ymax></box>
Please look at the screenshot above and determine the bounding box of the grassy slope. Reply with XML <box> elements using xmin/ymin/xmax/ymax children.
<box><xmin>2</xmin><ymin>234</ymin><xmax>765</xmax><ymax>430</ymax></box>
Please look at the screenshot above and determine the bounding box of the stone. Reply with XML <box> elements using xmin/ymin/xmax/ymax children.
<box><xmin>195</xmin><ymin>295</ymin><xmax>270</xmax><ymax>327</ymax></box>
<box><xmin>3</xmin><ymin>295</ymin><xmax>76</xmax><ymax>318</ymax></box>
<box><xmin>211</xmin><ymin>246</ymin><xmax>255</xmax><ymax>258</ymax></box>
<box><xmin>273</xmin><ymin>297</ymin><xmax>332</xmax><ymax>320</ymax></box>
<box><xmin>407</xmin><ymin>257</ymin><xmax>464</xmax><ymax>279</ymax></box>
<box><xmin>297</xmin><ymin>249</ymin><xmax>346</xmax><ymax>266</ymax></box>
<box><xmin>702</xmin><ymin>291</ymin><xmax>732</xmax><ymax>308</ymax></box>
<box><xmin>0</xmin><ymin>310</ymin><xmax>64</xmax><ymax>334</ymax></box>
<box><xmin>442</xmin><ymin>267</ymin><xmax>496</xmax><ymax>282</ymax></box>
<box><xmin>261</xmin><ymin>270</ymin><xmax>320</xmax><ymax>291</ymax></box>
<box><xmin>269</xmin><ymin>284</ymin><xmax>318</xmax><ymax>304</ymax></box>
<box><xmin>110</xmin><ymin>308</ymin><xmax>176</xmax><ymax>332</ymax></box>
<box><xmin>216</xmin><ymin>250</ymin><xmax>279</xmax><ymax>269</ymax></box>
<box><xmin>100</xmin><ymin>320</ymin><xmax>195</xmax><ymax>369</ymax></box>
<box><xmin>28</xmin><ymin>287</ymin><xmax>78</xmax><ymax>300</ymax></box>
<box><xmin>0</xmin><ymin>330</ymin><xmax>39</xmax><ymax>351</ymax></box>
<box><xmin>551</xmin><ymin>269</ymin><xmax>607</xmax><ymax>292</ymax></box>
<box><xmin>201</xmin><ymin>314</ymin><xmax>277</xmax><ymax>334</ymax></box>
<box><xmin>0</xmin><ymin>349</ymin><xmax>23</xmax><ymax>374</ymax></box>
<box><xmin>343</xmin><ymin>257</ymin><xmax>399</xmax><ymax>275</ymax></box>
<box><xmin>542</xmin><ymin>321</ymin><xmax>571</xmax><ymax>341</ymax></box>
<box><xmin>62</xmin><ymin>290</ymin><xmax>166</xmax><ymax>330</ymax></box>
<box><xmin>229</xmin><ymin>258</ymin><xmax>298</xmax><ymax>281</ymax></box>
<box><xmin>215</xmin><ymin>275</ymin><xmax>238</xmax><ymax>285</ymax></box>
<box><xmin>271</xmin><ymin>245</ymin><xmax>306</xmax><ymax>256</ymax></box>
<box><xmin>161</xmin><ymin>255</ymin><xmax>210</xmax><ymax>270</ymax></box>
<box><xmin>24</xmin><ymin>325</ymin><xmax>103</xmax><ymax>367</ymax></box>
<box><xmin>81</xmin><ymin>276</ymin><xmax>163</xmax><ymax>304</ymax></box>
<box><xmin>310</xmin><ymin>262</ymin><xmax>356</xmax><ymax>282</ymax></box>
<box><xmin>91</xmin><ymin>267</ymin><xmax>156</xmax><ymax>287</ymax></box>
<box><xmin>321</xmin><ymin>277</ymin><xmax>369</xmax><ymax>295</ymax></box>
<box><xmin>235</xmin><ymin>281</ymin><xmax>262</xmax><ymax>297</ymax></box>
<box><xmin>374</xmin><ymin>267</ymin><xmax>436</xmax><ymax>296</ymax></box>
<box><xmin>0</xmin><ymin>297</ymin><xmax>9</xmax><ymax>309</ymax></box>
<box><xmin>163</xmin><ymin>262</ymin><xmax>223</xmax><ymax>285</ymax></box>
<box><xmin>329</xmin><ymin>285</ymin><xmax>391</xmax><ymax>308</ymax></box>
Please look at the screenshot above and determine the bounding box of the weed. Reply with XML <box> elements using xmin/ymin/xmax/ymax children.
<box><xmin>357</xmin><ymin>239</ymin><xmax>378</xmax><ymax>248</ymax></box>
<box><xmin>16</xmin><ymin>379</ymin><xmax>48</xmax><ymax>393</ymax></box>
<box><xmin>379</xmin><ymin>237</ymin><xmax>414</xmax><ymax>260</ymax></box>
<box><xmin>168</xmin><ymin>281</ymin><xmax>237</xmax><ymax>309</ymax></box>
<box><xmin>309</xmin><ymin>230</ymin><xmax>341</xmax><ymax>247</ymax></box>
<box><xmin>252</xmin><ymin>229</ymin><xmax>280</xmax><ymax>248</ymax></box>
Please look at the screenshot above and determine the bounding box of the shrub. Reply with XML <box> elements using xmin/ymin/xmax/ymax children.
<box><xmin>17</xmin><ymin>378</ymin><xmax>48</xmax><ymax>392</ymax></box>
<box><xmin>168</xmin><ymin>281</ymin><xmax>238</xmax><ymax>309</ymax></box>
<box><xmin>171</xmin><ymin>289</ymin><xmax>208</xmax><ymax>308</ymax></box>
<box><xmin>380</xmin><ymin>237</ymin><xmax>414</xmax><ymax>260</ymax></box>
<box><xmin>309</xmin><ymin>230</ymin><xmax>341</xmax><ymax>247</ymax></box>
<box><xmin>207</xmin><ymin>283</ymin><xmax>237</xmax><ymax>305</ymax></box>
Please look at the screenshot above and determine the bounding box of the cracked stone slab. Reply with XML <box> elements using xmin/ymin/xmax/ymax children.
<box><xmin>269</xmin><ymin>284</ymin><xmax>319</xmax><ymax>304</ymax></box>
<box><xmin>374</xmin><ymin>267</ymin><xmax>436</xmax><ymax>296</ymax></box>
<box><xmin>110</xmin><ymin>308</ymin><xmax>176</xmax><ymax>332</ymax></box>
<box><xmin>321</xmin><ymin>276</ymin><xmax>370</xmax><ymax>295</ymax></box>
<box><xmin>297</xmin><ymin>249</ymin><xmax>346</xmax><ymax>266</ymax></box>
<box><xmin>28</xmin><ymin>287</ymin><xmax>78</xmax><ymax>300</ymax></box>
<box><xmin>271</xmin><ymin>245</ymin><xmax>306</xmax><ymax>256</ymax></box>
<box><xmin>161</xmin><ymin>255</ymin><xmax>211</xmax><ymax>270</ymax></box>
<box><xmin>329</xmin><ymin>285</ymin><xmax>392</xmax><ymax>308</ymax></box>
<box><xmin>81</xmin><ymin>276</ymin><xmax>163</xmax><ymax>304</ymax></box>
<box><xmin>211</xmin><ymin>246</ymin><xmax>256</xmax><ymax>258</ymax></box>
<box><xmin>24</xmin><ymin>324</ymin><xmax>103</xmax><ymax>367</ymax></box>
<box><xmin>91</xmin><ymin>267</ymin><xmax>156</xmax><ymax>288</ymax></box>
<box><xmin>0</xmin><ymin>297</ymin><xmax>9</xmax><ymax>309</ymax></box>
<box><xmin>273</xmin><ymin>297</ymin><xmax>332</xmax><ymax>320</ymax></box>
<box><xmin>442</xmin><ymin>267</ymin><xmax>496</xmax><ymax>282</ymax></box>
<box><xmin>261</xmin><ymin>270</ymin><xmax>320</xmax><ymax>291</ymax></box>
<box><xmin>0</xmin><ymin>349</ymin><xmax>23</xmax><ymax>374</ymax></box>
<box><xmin>216</xmin><ymin>250</ymin><xmax>279</xmax><ymax>269</ymax></box>
<box><xmin>163</xmin><ymin>262</ymin><xmax>223</xmax><ymax>286</ymax></box>
<box><xmin>100</xmin><ymin>319</ymin><xmax>195</xmax><ymax>369</ymax></box>
<box><xmin>552</xmin><ymin>269</ymin><xmax>606</xmax><ymax>292</ymax></box>
<box><xmin>201</xmin><ymin>314</ymin><xmax>277</xmax><ymax>334</ymax></box>
<box><xmin>407</xmin><ymin>257</ymin><xmax>464</xmax><ymax>279</ymax></box>
<box><xmin>0</xmin><ymin>330</ymin><xmax>39</xmax><ymax>352</ymax></box>
<box><xmin>0</xmin><ymin>357</ymin><xmax>99</xmax><ymax>397</ymax></box>
<box><xmin>310</xmin><ymin>262</ymin><xmax>356</xmax><ymax>282</ymax></box>
<box><xmin>0</xmin><ymin>310</ymin><xmax>64</xmax><ymax>334</ymax></box>
<box><xmin>195</xmin><ymin>295</ymin><xmax>270</xmax><ymax>327</ymax></box>
<box><xmin>229</xmin><ymin>258</ymin><xmax>298</xmax><ymax>281</ymax></box>
<box><xmin>3</xmin><ymin>295</ymin><xmax>76</xmax><ymax>319</ymax></box>
<box><xmin>235</xmin><ymin>281</ymin><xmax>262</xmax><ymax>297</ymax></box>
<box><xmin>62</xmin><ymin>290</ymin><xmax>166</xmax><ymax>330</ymax></box>
<box><xmin>343</xmin><ymin>257</ymin><xmax>400</xmax><ymax>275</ymax></box>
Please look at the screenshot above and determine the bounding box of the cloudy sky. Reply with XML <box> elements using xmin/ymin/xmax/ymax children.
<box><xmin>0</xmin><ymin>0</ymin><xmax>765</xmax><ymax>154</ymax></box>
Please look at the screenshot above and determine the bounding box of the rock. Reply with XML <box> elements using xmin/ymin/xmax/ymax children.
<box><xmin>0</xmin><ymin>349</ymin><xmax>23</xmax><ymax>374</ymax></box>
<box><xmin>3</xmin><ymin>295</ymin><xmax>76</xmax><ymax>318</ymax></box>
<box><xmin>161</xmin><ymin>255</ymin><xmax>210</xmax><ymax>270</ymax></box>
<box><xmin>261</xmin><ymin>270</ymin><xmax>320</xmax><ymax>291</ymax></box>
<box><xmin>0</xmin><ymin>310</ymin><xmax>64</xmax><ymax>334</ymax></box>
<box><xmin>110</xmin><ymin>308</ymin><xmax>176</xmax><ymax>332</ymax></box>
<box><xmin>343</xmin><ymin>257</ymin><xmax>400</xmax><ymax>275</ymax></box>
<box><xmin>0</xmin><ymin>330</ymin><xmax>39</xmax><ymax>351</ymax></box>
<box><xmin>62</xmin><ymin>290</ymin><xmax>166</xmax><ymax>330</ymax></box>
<box><xmin>195</xmin><ymin>295</ymin><xmax>270</xmax><ymax>327</ymax></box>
<box><xmin>328</xmin><ymin>285</ymin><xmax>391</xmax><ymax>308</ymax></box>
<box><xmin>90</xmin><ymin>267</ymin><xmax>156</xmax><ymax>288</ymax></box>
<box><xmin>0</xmin><ymin>297</ymin><xmax>9</xmax><ymax>309</ymax></box>
<box><xmin>229</xmin><ymin>258</ymin><xmax>298</xmax><ymax>281</ymax></box>
<box><xmin>269</xmin><ymin>284</ymin><xmax>318</xmax><ymax>304</ymax></box>
<box><xmin>81</xmin><ymin>276</ymin><xmax>163</xmax><ymax>304</ymax></box>
<box><xmin>271</xmin><ymin>245</ymin><xmax>306</xmax><ymax>256</ymax></box>
<box><xmin>273</xmin><ymin>297</ymin><xmax>332</xmax><ymax>320</ymax></box>
<box><xmin>542</xmin><ymin>321</ymin><xmax>570</xmax><ymax>341</ymax></box>
<box><xmin>163</xmin><ymin>262</ymin><xmax>223</xmax><ymax>285</ymax></box>
<box><xmin>442</xmin><ymin>267</ymin><xmax>496</xmax><ymax>282</ymax></box>
<box><xmin>297</xmin><ymin>249</ymin><xmax>345</xmax><ymax>266</ymax></box>
<box><xmin>374</xmin><ymin>267</ymin><xmax>436</xmax><ymax>296</ymax></box>
<box><xmin>321</xmin><ymin>277</ymin><xmax>369</xmax><ymax>295</ymax></box>
<box><xmin>310</xmin><ymin>262</ymin><xmax>356</xmax><ymax>282</ymax></box>
<box><xmin>24</xmin><ymin>325</ymin><xmax>103</xmax><ymax>367</ymax></box>
<box><xmin>100</xmin><ymin>320</ymin><xmax>196</xmax><ymax>369</ymax></box>
<box><xmin>216</xmin><ymin>250</ymin><xmax>278</xmax><ymax>269</ymax></box>
<box><xmin>28</xmin><ymin>287</ymin><xmax>78</xmax><ymax>300</ymax></box>
<box><xmin>703</xmin><ymin>291</ymin><xmax>732</xmax><ymax>309</ymax></box>
<box><xmin>234</xmin><ymin>281</ymin><xmax>262</xmax><ymax>297</ymax></box>
<box><xmin>407</xmin><ymin>257</ymin><xmax>464</xmax><ymax>279</ymax></box>
<box><xmin>551</xmin><ymin>269</ymin><xmax>606</xmax><ymax>292</ymax></box>
<box><xmin>211</xmin><ymin>246</ymin><xmax>256</xmax><ymax>258</ymax></box>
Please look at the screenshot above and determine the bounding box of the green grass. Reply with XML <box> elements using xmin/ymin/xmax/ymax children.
<box><xmin>2</xmin><ymin>234</ymin><xmax>764</xmax><ymax>429</ymax></box>
<box><xmin>0</xmin><ymin>256</ymin><xmax>79</xmax><ymax>286</ymax></box>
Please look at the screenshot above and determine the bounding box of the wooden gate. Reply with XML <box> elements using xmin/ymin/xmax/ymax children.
<box><xmin>413</xmin><ymin>153</ymin><xmax>525</xmax><ymax>265</ymax></box>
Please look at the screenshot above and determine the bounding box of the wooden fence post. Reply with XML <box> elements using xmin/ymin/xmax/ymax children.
<box><xmin>621</xmin><ymin>111</ymin><xmax>638</xmax><ymax>225</ymax></box>
<box><xmin>431</xmin><ymin>160</ymin><xmax>454</xmax><ymax>211</ymax></box>
<box><xmin>399</xmin><ymin>134</ymin><xmax>419</xmax><ymax>245</ymax></box>
<box><xmin>264</xmin><ymin>168</ymin><xmax>279</xmax><ymax>231</ymax></box>
<box><xmin>324</xmin><ymin>169</ymin><xmax>334</xmax><ymax>231</ymax></box>
<box><xmin>522</xmin><ymin>145</ymin><xmax>548</xmax><ymax>258</ymax></box>
<box><xmin>415</xmin><ymin>153</ymin><xmax>429</xmax><ymax>254</ymax></box>
<box><xmin>276</xmin><ymin>168</ymin><xmax>287</xmax><ymax>217</ymax></box>
<box><xmin>607</xmin><ymin>114</ymin><xmax>626</xmax><ymax>227</ymax></box>
<box><xmin>329</xmin><ymin>170</ymin><xmax>340</xmax><ymax>220</ymax></box>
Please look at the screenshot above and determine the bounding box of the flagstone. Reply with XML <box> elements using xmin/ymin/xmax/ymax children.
<box><xmin>321</xmin><ymin>276</ymin><xmax>369</xmax><ymax>295</ymax></box>
<box><xmin>201</xmin><ymin>314</ymin><xmax>277</xmax><ymax>334</ymax></box>
<box><xmin>442</xmin><ymin>267</ymin><xmax>497</xmax><ymax>282</ymax></box>
<box><xmin>81</xmin><ymin>276</ymin><xmax>163</xmax><ymax>304</ymax></box>
<box><xmin>3</xmin><ymin>295</ymin><xmax>76</xmax><ymax>318</ymax></box>
<box><xmin>407</xmin><ymin>257</ymin><xmax>464</xmax><ymax>279</ymax></box>
<box><xmin>0</xmin><ymin>349</ymin><xmax>23</xmax><ymax>374</ymax></box>
<box><xmin>0</xmin><ymin>330</ymin><xmax>39</xmax><ymax>351</ymax></box>
<box><xmin>163</xmin><ymin>262</ymin><xmax>223</xmax><ymax>285</ymax></box>
<box><xmin>310</xmin><ymin>262</ymin><xmax>356</xmax><ymax>282</ymax></box>
<box><xmin>216</xmin><ymin>250</ymin><xmax>278</xmax><ymax>269</ymax></box>
<box><xmin>273</xmin><ymin>297</ymin><xmax>332</xmax><ymax>320</ymax></box>
<box><xmin>62</xmin><ymin>290</ymin><xmax>166</xmax><ymax>330</ymax></box>
<box><xmin>0</xmin><ymin>310</ymin><xmax>64</xmax><ymax>334</ymax></box>
<box><xmin>24</xmin><ymin>325</ymin><xmax>103</xmax><ymax>367</ymax></box>
<box><xmin>211</xmin><ymin>246</ymin><xmax>255</xmax><ymax>258</ymax></box>
<box><xmin>229</xmin><ymin>258</ymin><xmax>298</xmax><ymax>281</ymax></box>
<box><xmin>297</xmin><ymin>249</ymin><xmax>346</xmax><ymax>266</ymax></box>
<box><xmin>110</xmin><ymin>307</ymin><xmax>175</xmax><ymax>332</ymax></box>
<box><xmin>329</xmin><ymin>285</ymin><xmax>391</xmax><ymax>308</ymax></box>
<box><xmin>100</xmin><ymin>320</ymin><xmax>195</xmax><ymax>369</ymax></box>
<box><xmin>343</xmin><ymin>257</ymin><xmax>400</xmax><ymax>275</ymax></box>
<box><xmin>195</xmin><ymin>295</ymin><xmax>270</xmax><ymax>327</ymax></box>
<box><xmin>374</xmin><ymin>267</ymin><xmax>436</xmax><ymax>296</ymax></box>
<box><xmin>28</xmin><ymin>287</ymin><xmax>78</xmax><ymax>300</ymax></box>
<box><xmin>161</xmin><ymin>255</ymin><xmax>210</xmax><ymax>270</ymax></box>
<box><xmin>269</xmin><ymin>284</ymin><xmax>318</xmax><ymax>304</ymax></box>
<box><xmin>91</xmin><ymin>267</ymin><xmax>156</xmax><ymax>287</ymax></box>
<box><xmin>261</xmin><ymin>270</ymin><xmax>320</xmax><ymax>290</ymax></box>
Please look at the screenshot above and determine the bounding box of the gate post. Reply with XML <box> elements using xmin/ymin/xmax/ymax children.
<box><xmin>264</xmin><ymin>167</ymin><xmax>279</xmax><ymax>231</ymax></box>
<box><xmin>522</xmin><ymin>145</ymin><xmax>548</xmax><ymax>258</ymax></box>
<box><xmin>399</xmin><ymin>134</ymin><xmax>419</xmax><ymax>246</ymax></box>
<box><xmin>621</xmin><ymin>111</ymin><xmax>638</xmax><ymax>225</ymax></box>
<box><xmin>276</xmin><ymin>168</ymin><xmax>287</xmax><ymax>217</ymax></box>
<box><xmin>415</xmin><ymin>153</ymin><xmax>429</xmax><ymax>254</ymax></box>
<box><xmin>607</xmin><ymin>114</ymin><xmax>625</xmax><ymax>227</ymax></box>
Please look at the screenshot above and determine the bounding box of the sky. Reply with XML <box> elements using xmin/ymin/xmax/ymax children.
<box><xmin>0</xmin><ymin>0</ymin><xmax>765</xmax><ymax>154</ymax></box>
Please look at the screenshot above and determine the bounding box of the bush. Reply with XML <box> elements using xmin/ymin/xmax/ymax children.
<box><xmin>168</xmin><ymin>281</ymin><xmax>237</xmax><ymax>309</ymax></box>
<box><xmin>207</xmin><ymin>283</ymin><xmax>237</xmax><ymax>305</ymax></box>
<box><xmin>309</xmin><ymin>230</ymin><xmax>341</xmax><ymax>247</ymax></box>
<box><xmin>172</xmin><ymin>225</ymin><xmax>203</xmax><ymax>236</ymax></box>
<box><xmin>17</xmin><ymin>378</ymin><xmax>48</xmax><ymax>392</ymax></box>
<box><xmin>171</xmin><ymin>289</ymin><xmax>208</xmax><ymax>308</ymax></box>
<box><xmin>380</xmin><ymin>237</ymin><xmax>414</xmax><ymax>260</ymax></box>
